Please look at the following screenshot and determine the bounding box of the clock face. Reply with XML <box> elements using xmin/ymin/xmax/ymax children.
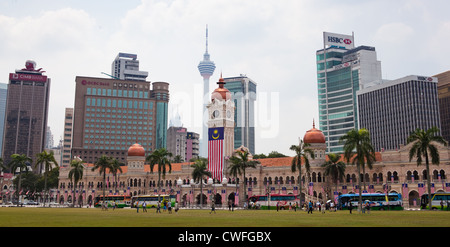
<box><xmin>227</xmin><ymin>110</ymin><xmax>231</xmax><ymax>118</ymax></box>
<box><xmin>212</xmin><ymin>110</ymin><xmax>219</xmax><ymax>119</ymax></box>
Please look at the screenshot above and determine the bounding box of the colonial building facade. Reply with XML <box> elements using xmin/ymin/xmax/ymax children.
<box><xmin>56</xmin><ymin>123</ymin><xmax>450</xmax><ymax>209</ymax></box>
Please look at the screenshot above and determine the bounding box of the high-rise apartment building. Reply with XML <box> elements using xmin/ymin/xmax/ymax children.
<box><xmin>316</xmin><ymin>32</ymin><xmax>382</xmax><ymax>153</ymax></box>
<box><xmin>2</xmin><ymin>60</ymin><xmax>51</xmax><ymax>168</ymax></box>
<box><xmin>223</xmin><ymin>75</ymin><xmax>256</xmax><ymax>154</ymax></box>
<box><xmin>434</xmin><ymin>70</ymin><xmax>450</xmax><ymax>143</ymax></box>
<box><xmin>0</xmin><ymin>83</ymin><xmax>7</xmax><ymax>157</ymax></box>
<box><xmin>167</xmin><ymin>126</ymin><xmax>200</xmax><ymax>162</ymax></box>
<box><xmin>111</xmin><ymin>53</ymin><xmax>149</xmax><ymax>81</ymax></box>
<box><xmin>61</xmin><ymin>107</ymin><xmax>73</xmax><ymax>167</ymax></box>
<box><xmin>357</xmin><ymin>75</ymin><xmax>441</xmax><ymax>151</ymax></box>
<box><xmin>71</xmin><ymin>76</ymin><xmax>169</xmax><ymax>163</ymax></box>
<box><xmin>198</xmin><ymin>25</ymin><xmax>216</xmax><ymax>158</ymax></box>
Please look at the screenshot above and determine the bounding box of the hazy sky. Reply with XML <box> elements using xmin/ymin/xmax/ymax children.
<box><xmin>1</xmin><ymin>0</ymin><xmax>449</xmax><ymax>156</ymax></box>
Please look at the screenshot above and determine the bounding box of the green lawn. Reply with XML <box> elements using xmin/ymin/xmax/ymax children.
<box><xmin>0</xmin><ymin>207</ymin><xmax>449</xmax><ymax>227</ymax></box>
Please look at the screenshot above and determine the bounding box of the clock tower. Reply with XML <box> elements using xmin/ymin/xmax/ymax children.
<box><xmin>206</xmin><ymin>75</ymin><xmax>235</xmax><ymax>181</ymax></box>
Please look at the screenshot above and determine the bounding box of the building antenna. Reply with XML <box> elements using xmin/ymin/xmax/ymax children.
<box><xmin>206</xmin><ymin>24</ymin><xmax>209</xmax><ymax>53</ymax></box>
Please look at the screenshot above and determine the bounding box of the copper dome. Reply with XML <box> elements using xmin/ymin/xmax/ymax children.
<box><xmin>211</xmin><ymin>76</ymin><xmax>231</xmax><ymax>101</ymax></box>
<box><xmin>303</xmin><ymin>121</ymin><xmax>326</xmax><ymax>144</ymax></box>
<box><xmin>128</xmin><ymin>143</ymin><xmax>145</xmax><ymax>156</ymax></box>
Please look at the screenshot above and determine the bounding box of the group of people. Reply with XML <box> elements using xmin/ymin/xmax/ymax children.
<box><xmin>135</xmin><ymin>200</ymin><xmax>180</xmax><ymax>214</ymax></box>
<box><xmin>306</xmin><ymin>200</ymin><xmax>337</xmax><ymax>214</ymax></box>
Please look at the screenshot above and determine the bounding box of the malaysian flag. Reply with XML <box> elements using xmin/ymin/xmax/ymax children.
<box><xmin>208</xmin><ymin>127</ymin><xmax>224</xmax><ymax>182</ymax></box>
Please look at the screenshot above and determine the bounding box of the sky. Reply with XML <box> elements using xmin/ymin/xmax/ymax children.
<box><xmin>1</xmin><ymin>0</ymin><xmax>449</xmax><ymax>156</ymax></box>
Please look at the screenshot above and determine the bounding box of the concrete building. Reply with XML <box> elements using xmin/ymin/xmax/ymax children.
<box><xmin>317</xmin><ymin>32</ymin><xmax>382</xmax><ymax>153</ymax></box>
<box><xmin>167</xmin><ymin>126</ymin><xmax>200</xmax><ymax>162</ymax></box>
<box><xmin>111</xmin><ymin>53</ymin><xmax>148</xmax><ymax>81</ymax></box>
<box><xmin>2</xmin><ymin>60</ymin><xmax>50</xmax><ymax>168</ymax></box>
<box><xmin>61</xmin><ymin>108</ymin><xmax>73</xmax><ymax>167</ymax></box>
<box><xmin>357</xmin><ymin>75</ymin><xmax>441</xmax><ymax>152</ymax></box>
<box><xmin>71</xmin><ymin>76</ymin><xmax>169</xmax><ymax>163</ymax></box>
<box><xmin>434</xmin><ymin>70</ymin><xmax>450</xmax><ymax>143</ymax></box>
<box><xmin>223</xmin><ymin>75</ymin><xmax>256</xmax><ymax>154</ymax></box>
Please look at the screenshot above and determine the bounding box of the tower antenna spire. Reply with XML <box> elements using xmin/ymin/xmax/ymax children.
<box><xmin>205</xmin><ymin>24</ymin><xmax>209</xmax><ymax>53</ymax></box>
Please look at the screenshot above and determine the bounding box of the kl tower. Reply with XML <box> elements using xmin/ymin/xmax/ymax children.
<box><xmin>198</xmin><ymin>25</ymin><xmax>216</xmax><ymax>158</ymax></box>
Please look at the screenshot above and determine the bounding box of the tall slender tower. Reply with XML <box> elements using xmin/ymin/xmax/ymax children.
<box><xmin>198</xmin><ymin>25</ymin><xmax>216</xmax><ymax>157</ymax></box>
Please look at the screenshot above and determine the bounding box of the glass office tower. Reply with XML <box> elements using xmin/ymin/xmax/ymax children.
<box><xmin>224</xmin><ymin>75</ymin><xmax>256</xmax><ymax>154</ymax></box>
<box><xmin>317</xmin><ymin>32</ymin><xmax>381</xmax><ymax>153</ymax></box>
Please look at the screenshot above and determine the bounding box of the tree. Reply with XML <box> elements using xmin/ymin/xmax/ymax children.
<box><xmin>35</xmin><ymin>150</ymin><xmax>58</xmax><ymax>207</ymax></box>
<box><xmin>190</xmin><ymin>157</ymin><xmax>211</xmax><ymax>208</ymax></box>
<box><xmin>228</xmin><ymin>150</ymin><xmax>260</xmax><ymax>205</ymax></box>
<box><xmin>8</xmin><ymin>154</ymin><xmax>32</xmax><ymax>205</ymax></box>
<box><xmin>407</xmin><ymin>127</ymin><xmax>448</xmax><ymax>210</ymax></box>
<box><xmin>322</xmin><ymin>153</ymin><xmax>346</xmax><ymax>196</ymax></box>
<box><xmin>109</xmin><ymin>158</ymin><xmax>123</xmax><ymax>193</ymax></box>
<box><xmin>68</xmin><ymin>159</ymin><xmax>85</xmax><ymax>207</ymax></box>
<box><xmin>146</xmin><ymin>148</ymin><xmax>172</xmax><ymax>202</ymax></box>
<box><xmin>91</xmin><ymin>155</ymin><xmax>113</xmax><ymax>207</ymax></box>
<box><xmin>340</xmin><ymin>128</ymin><xmax>375</xmax><ymax>213</ymax></box>
<box><xmin>290</xmin><ymin>139</ymin><xmax>314</xmax><ymax>204</ymax></box>
<box><xmin>172</xmin><ymin>155</ymin><xmax>184</xmax><ymax>163</ymax></box>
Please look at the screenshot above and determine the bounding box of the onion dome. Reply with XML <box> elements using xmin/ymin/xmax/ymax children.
<box><xmin>128</xmin><ymin>143</ymin><xmax>145</xmax><ymax>156</ymax></box>
<box><xmin>211</xmin><ymin>75</ymin><xmax>231</xmax><ymax>101</ymax></box>
<box><xmin>303</xmin><ymin>120</ymin><xmax>326</xmax><ymax>144</ymax></box>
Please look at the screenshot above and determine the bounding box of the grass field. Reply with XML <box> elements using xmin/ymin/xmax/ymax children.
<box><xmin>1</xmin><ymin>207</ymin><xmax>450</xmax><ymax>227</ymax></box>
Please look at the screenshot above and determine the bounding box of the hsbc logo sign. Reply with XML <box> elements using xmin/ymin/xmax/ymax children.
<box><xmin>324</xmin><ymin>32</ymin><xmax>355</xmax><ymax>49</ymax></box>
<box><xmin>328</xmin><ymin>36</ymin><xmax>352</xmax><ymax>45</ymax></box>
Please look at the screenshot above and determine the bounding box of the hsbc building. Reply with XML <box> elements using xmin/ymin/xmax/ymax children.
<box><xmin>316</xmin><ymin>32</ymin><xmax>382</xmax><ymax>153</ymax></box>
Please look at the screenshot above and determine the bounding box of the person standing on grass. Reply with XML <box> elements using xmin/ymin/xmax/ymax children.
<box><xmin>156</xmin><ymin>201</ymin><xmax>161</xmax><ymax>213</ymax></box>
<box><xmin>349</xmin><ymin>200</ymin><xmax>353</xmax><ymax>214</ymax></box>
<box><xmin>210</xmin><ymin>202</ymin><xmax>216</xmax><ymax>214</ymax></box>
<box><xmin>168</xmin><ymin>201</ymin><xmax>172</xmax><ymax>214</ymax></box>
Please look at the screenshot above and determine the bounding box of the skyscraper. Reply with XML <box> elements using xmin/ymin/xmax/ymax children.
<box><xmin>434</xmin><ymin>70</ymin><xmax>450</xmax><ymax>143</ymax></box>
<box><xmin>61</xmin><ymin>107</ymin><xmax>73</xmax><ymax>167</ymax></box>
<box><xmin>2</xmin><ymin>60</ymin><xmax>51</xmax><ymax>168</ymax></box>
<box><xmin>198</xmin><ymin>25</ymin><xmax>216</xmax><ymax>158</ymax></box>
<box><xmin>223</xmin><ymin>75</ymin><xmax>256</xmax><ymax>154</ymax></box>
<box><xmin>0</xmin><ymin>83</ymin><xmax>7</xmax><ymax>157</ymax></box>
<box><xmin>357</xmin><ymin>75</ymin><xmax>441</xmax><ymax>151</ymax></box>
<box><xmin>71</xmin><ymin>76</ymin><xmax>169</xmax><ymax>163</ymax></box>
<box><xmin>111</xmin><ymin>53</ymin><xmax>149</xmax><ymax>81</ymax></box>
<box><xmin>316</xmin><ymin>32</ymin><xmax>382</xmax><ymax>153</ymax></box>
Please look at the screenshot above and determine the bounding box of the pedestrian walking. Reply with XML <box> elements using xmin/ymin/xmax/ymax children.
<box><xmin>348</xmin><ymin>200</ymin><xmax>353</xmax><ymax>214</ymax></box>
<box><xmin>168</xmin><ymin>201</ymin><xmax>172</xmax><ymax>214</ymax></box>
<box><xmin>210</xmin><ymin>202</ymin><xmax>216</xmax><ymax>214</ymax></box>
<box><xmin>175</xmin><ymin>201</ymin><xmax>179</xmax><ymax>213</ymax></box>
<box><xmin>135</xmin><ymin>201</ymin><xmax>139</xmax><ymax>213</ymax></box>
<box><xmin>307</xmin><ymin>201</ymin><xmax>313</xmax><ymax>214</ymax></box>
<box><xmin>228</xmin><ymin>200</ymin><xmax>232</xmax><ymax>211</ymax></box>
<box><xmin>142</xmin><ymin>201</ymin><xmax>147</xmax><ymax>212</ymax></box>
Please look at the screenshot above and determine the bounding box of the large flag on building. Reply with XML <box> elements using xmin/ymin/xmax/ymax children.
<box><xmin>208</xmin><ymin>127</ymin><xmax>224</xmax><ymax>182</ymax></box>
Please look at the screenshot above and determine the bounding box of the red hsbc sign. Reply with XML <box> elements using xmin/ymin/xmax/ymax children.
<box><xmin>9</xmin><ymin>73</ymin><xmax>47</xmax><ymax>82</ymax></box>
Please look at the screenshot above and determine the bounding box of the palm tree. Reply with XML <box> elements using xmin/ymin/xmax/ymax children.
<box><xmin>91</xmin><ymin>155</ymin><xmax>112</xmax><ymax>206</ymax></box>
<box><xmin>340</xmin><ymin>128</ymin><xmax>375</xmax><ymax>212</ymax></box>
<box><xmin>68</xmin><ymin>159</ymin><xmax>85</xmax><ymax>207</ymax></box>
<box><xmin>35</xmin><ymin>150</ymin><xmax>58</xmax><ymax>207</ymax></box>
<box><xmin>322</xmin><ymin>153</ymin><xmax>346</xmax><ymax>196</ymax></box>
<box><xmin>146</xmin><ymin>148</ymin><xmax>172</xmax><ymax>202</ymax></box>
<box><xmin>109</xmin><ymin>158</ymin><xmax>123</xmax><ymax>194</ymax></box>
<box><xmin>228</xmin><ymin>150</ymin><xmax>260</xmax><ymax>205</ymax></box>
<box><xmin>8</xmin><ymin>154</ymin><xmax>32</xmax><ymax>205</ymax></box>
<box><xmin>190</xmin><ymin>157</ymin><xmax>211</xmax><ymax>208</ymax></box>
<box><xmin>290</xmin><ymin>139</ymin><xmax>314</xmax><ymax>204</ymax></box>
<box><xmin>407</xmin><ymin>127</ymin><xmax>448</xmax><ymax>210</ymax></box>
